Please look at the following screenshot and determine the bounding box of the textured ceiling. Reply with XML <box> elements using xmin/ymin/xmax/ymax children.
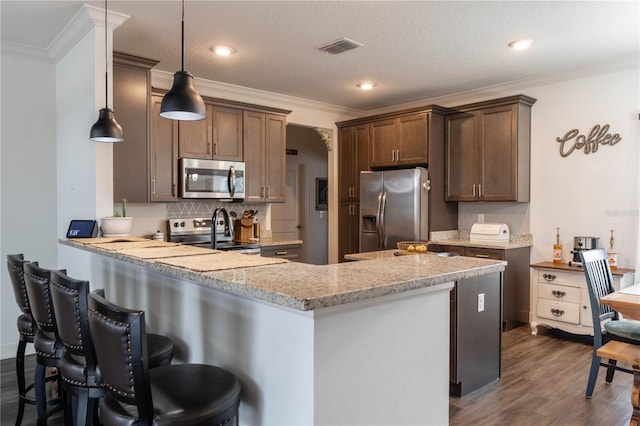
<box><xmin>2</xmin><ymin>1</ymin><xmax>638</xmax><ymax>111</ymax></box>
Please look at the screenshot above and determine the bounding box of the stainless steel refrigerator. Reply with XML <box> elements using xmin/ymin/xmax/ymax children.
<box><xmin>360</xmin><ymin>168</ymin><xmax>429</xmax><ymax>252</ymax></box>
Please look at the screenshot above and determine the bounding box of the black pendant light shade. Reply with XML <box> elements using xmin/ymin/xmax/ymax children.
<box><xmin>160</xmin><ymin>0</ymin><xmax>206</xmax><ymax>121</ymax></box>
<box><xmin>90</xmin><ymin>0</ymin><xmax>124</xmax><ymax>142</ymax></box>
<box><xmin>160</xmin><ymin>71</ymin><xmax>206</xmax><ymax>120</ymax></box>
<box><xmin>90</xmin><ymin>108</ymin><xmax>124</xmax><ymax>142</ymax></box>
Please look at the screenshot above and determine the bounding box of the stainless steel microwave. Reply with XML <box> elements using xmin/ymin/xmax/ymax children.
<box><xmin>179</xmin><ymin>158</ymin><xmax>245</xmax><ymax>200</ymax></box>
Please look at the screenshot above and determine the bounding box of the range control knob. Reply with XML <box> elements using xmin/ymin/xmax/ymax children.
<box><xmin>173</xmin><ymin>222</ymin><xmax>179</xmax><ymax>227</ymax></box>
<box><xmin>180</xmin><ymin>221</ymin><xmax>186</xmax><ymax>227</ymax></box>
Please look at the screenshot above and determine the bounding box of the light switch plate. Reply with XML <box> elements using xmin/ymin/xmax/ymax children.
<box><xmin>478</xmin><ymin>293</ymin><xmax>485</xmax><ymax>312</ymax></box>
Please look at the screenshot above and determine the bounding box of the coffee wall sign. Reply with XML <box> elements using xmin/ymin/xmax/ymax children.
<box><xmin>556</xmin><ymin>124</ymin><xmax>621</xmax><ymax>157</ymax></box>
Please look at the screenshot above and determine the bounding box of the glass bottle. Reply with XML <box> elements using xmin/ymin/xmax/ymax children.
<box><xmin>607</xmin><ymin>229</ymin><xmax>618</xmax><ymax>271</ymax></box>
<box><xmin>553</xmin><ymin>228</ymin><xmax>563</xmax><ymax>264</ymax></box>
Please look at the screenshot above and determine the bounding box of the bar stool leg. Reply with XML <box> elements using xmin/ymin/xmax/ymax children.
<box><xmin>34</xmin><ymin>363</ymin><xmax>47</xmax><ymax>426</ymax></box>
<box><xmin>15</xmin><ymin>340</ymin><xmax>27</xmax><ymax>426</ymax></box>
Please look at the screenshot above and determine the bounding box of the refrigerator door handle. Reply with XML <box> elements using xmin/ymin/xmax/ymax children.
<box><xmin>380</xmin><ymin>191</ymin><xmax>387</xmax><ymax>249</ymax></box>
<box><xmin>375</xmin><ymin>192</ymin><xmax>383</xmax><ymax>250</ymax></box>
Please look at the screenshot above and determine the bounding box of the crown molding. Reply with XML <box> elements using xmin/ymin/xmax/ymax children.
<box><xmin>151</xmin><ymin>69</ymin><xmax>362</xmax><ymax>119</ymax></box>
<box><xmin>48</xmin><ymin>5</ymin><xmax>129</xmax><ymax>63</ymax></box>
<box><xmin>1</xmin><ymin>5</ymin><xmax>129</xmax><ymax>64</ymax></box>
<box><xmin>368</xmin><ymin>58</ymin><xmax>640</xmax><ymax>115</ymax></box>
<box><xmin>0</xmin><ymin>42</ymin><xmax>54</xmax><ymax>63</ymax></box>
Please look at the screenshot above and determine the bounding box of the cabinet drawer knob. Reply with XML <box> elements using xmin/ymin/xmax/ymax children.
<box><xmin>543</xmin><ymin>273</ymin><xmax>557</xmax><ymax>282</ymax></box>
<box><xmin>551</xmin><ymin>290</ymin><xmax>566</xmax><ymax>298</ymax></box>
<box><xmin>550</xmin><ymin>308</ymin><xmax>565</xmax><ymax>317</ymax></box>
<box><xmin>275</xmin><ymin>251</ymin><xmax>288</xmax><ymax>256</ymax></box>
<box><xmin>475</xmin><ymin>254</ymin><xmax>490</xmax><ymax>258</ymax></box>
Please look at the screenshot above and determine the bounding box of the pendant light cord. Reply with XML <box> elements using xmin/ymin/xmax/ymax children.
<box><xmin>104</xmin><ymin>0</ymin><xmax>109</xmax><ymax>109</ymax></box>
<box><xmin>181</xmin><ymin>0</ymin><xmax>185</xmax><ymax>72</ymax></box>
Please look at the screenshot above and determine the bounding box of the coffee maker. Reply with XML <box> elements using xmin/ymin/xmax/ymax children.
<box><xmin>569</xmin><ymin>236</ymin><xmax>599</xmax><ymax>267</ymax></box>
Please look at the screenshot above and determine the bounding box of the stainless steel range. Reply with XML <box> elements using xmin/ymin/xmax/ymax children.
<box><xmin>167</xmin><ymin>217</ymin><xmax>260</xmax><ymax>255</ymax></box>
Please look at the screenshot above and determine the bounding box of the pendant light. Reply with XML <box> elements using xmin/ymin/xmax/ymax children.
<box><xmin>160</xmin><ymin>0</ymin><xmax>206</xmax><ymax>121</ymax></box>
<box><xmin>90</xmin><ymin>0</ymin><xmax>124</xmax><ymax>142</ymax></box>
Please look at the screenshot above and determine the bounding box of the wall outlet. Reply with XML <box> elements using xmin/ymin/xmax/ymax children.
<box><xmin>477</xmin><ymin>293</ymin><xmax>485</xmax><ymax>312</ymax></box>
<box><xmin>478</xmin><ymin>214</ymin><xmax>485</xmax><ymax>223</ymax></box>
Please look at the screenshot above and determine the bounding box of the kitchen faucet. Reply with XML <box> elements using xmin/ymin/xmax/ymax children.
<box><xmin>211</xmin><ymin>207</ymin><xmax>233</xmax><ymax>249</ymax></box>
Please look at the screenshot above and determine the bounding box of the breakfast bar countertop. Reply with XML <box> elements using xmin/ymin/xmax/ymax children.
<box><xmin>60</xmin><ymin>238</ymin><xmax>506</xmax><ymax>311</ymax></box>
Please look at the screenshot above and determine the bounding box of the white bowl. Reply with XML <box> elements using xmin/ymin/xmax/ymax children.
<box><xmin>100</xmin><ymin>217</ymin><xmax>133</xmax><ymax>236</ymax></box>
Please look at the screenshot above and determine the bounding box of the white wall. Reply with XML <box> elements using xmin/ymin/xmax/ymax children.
<box><xmin>56</xmin><ymin>27</ymin><xmax>103</xmax><ymax>235</ymax></box>
<box><xmin>286</xmin><ymin>125</ymin><xmax>329</xmax><ymax>265</ymax></box>
<box><xmin>527</xmin><ymin>68</ymin><xmax>639</xmax><ymax>268</ymax></box>
<box><xmin>1</xmin><ymin>54</ymin><xmax>58</xmax><ymax>358</ymax></box>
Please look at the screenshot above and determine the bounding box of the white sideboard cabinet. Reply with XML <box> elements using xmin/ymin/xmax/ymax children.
<box><xmin>530</xmin><ymin>262</ymin><xmax>635</xmax><ymax>336</ymax></box>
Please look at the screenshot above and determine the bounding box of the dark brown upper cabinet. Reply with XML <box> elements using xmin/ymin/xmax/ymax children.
<box><xmin>445</xmin><ymin>95</ymin><xmax>536</xmax><ymax>202</ymax></box>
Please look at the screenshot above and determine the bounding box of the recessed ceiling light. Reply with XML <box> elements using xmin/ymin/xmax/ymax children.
<box><xmin>357</xmin><ymin>82</ymin><xmax>377</xmax><ymax>90</ymax></box>
<box><xmin>509</xmin><ymin>39</ymin><xmax>534</xmax><ymax>50</ymax></box>
<box><xmin>212</xmin><ymin>45</ymin><xmax>236</xmax><ymax>56</ymax></box>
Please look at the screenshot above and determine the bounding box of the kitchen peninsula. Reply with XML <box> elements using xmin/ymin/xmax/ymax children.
<box><xmin>59</xmin><ymin>238</ymin><xmax>506</xmax><ymax>425</ymax></box>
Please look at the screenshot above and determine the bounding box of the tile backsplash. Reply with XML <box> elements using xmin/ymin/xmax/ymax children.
<box><xmin>458</xmin><ymin>202</ymin><xmax>530</xmax><ymax>235</ymax></box>
<box><xmin>167</xmin><ymin>199</ymin><xmax>266</xmax><ymax>225</ymax></box>
<box><xmin>123</xmin><ymin>200</ymin><xmax>267</xmax><ymax>238</ymax></box>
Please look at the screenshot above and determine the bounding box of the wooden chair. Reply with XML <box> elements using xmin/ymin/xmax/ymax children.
<box><xmin>580</xmin><ymin>248</ymin><xmax>640</xmax><ymax>397</ymax></box>
<box><xmin>7</xmin><ymin>254</ymin><xmax>38</xmax><ymax>425</ymax></box>
<box><xmin>23</xmin><ymin>262</ymin><xmax>69</xmax><ymax>426</ymax></box>
<box><xmin>87</xmin><ymin>291</ymin><xmax>241</xmax><ymax>425</ymax></box>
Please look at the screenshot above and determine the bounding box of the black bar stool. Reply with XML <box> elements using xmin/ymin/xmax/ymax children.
<box><xmin>23</xmin><ymin>262</ymin><xmax>69</xmax><ymax>426</ymax></box>
<box><xmin>49</xmin><ymin>271</ymin><xmax>105</xmax><ymax>425</ymax></box>
<box><xmin>49</xmin><ymin>270</ymin><xmax>176</xmax><ymax>425</ymax></box>
<box><xmin>6</xmin><ymin>254</ymin><xmax>38</xmax><ymax>425</ymax></box>
<box><xmin>88</xmin><ymin>291</ymin><xmax>241</xmax><ymax>425</ymax></box>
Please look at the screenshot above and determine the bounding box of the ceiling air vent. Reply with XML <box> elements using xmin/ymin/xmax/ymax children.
<box><xmin>316</xmin><ymin>38</ymin><xmax>363</xmax><ymax>55</ymax></box>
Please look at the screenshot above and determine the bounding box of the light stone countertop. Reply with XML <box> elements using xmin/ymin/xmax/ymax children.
<box><xmin>259</xmin><ymin>239</ymin><xmax>302</xmax><ymax>247</ymax></box>
<box><xmin>60</xmin><ymin>239</ymin><xmax>506</xmax><ymax>311</ymax></box>
<box><xmin>429</xmin><ymin>231</ymin><xmax>533</xmax><ymax>250</ymax></box>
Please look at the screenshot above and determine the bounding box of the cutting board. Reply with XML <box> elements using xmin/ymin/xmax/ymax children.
<box><xmin>157</xmin><ymin>252</ymin><xmax>288</xmax><ymax>272</ymax></box>
<box><xmin>116</xmin><ymin>245</ymin><xmax>218</xmax><ymax>259</ymax></box>
<box><xmin>69</xmin><ymin>236</ymin><xmax>150</xmax><ymax>244</ymax></box>
<box><xmin>88</xmin><ymin>240</ymin><xmax>179</xmax><ymax>251</ymax></box>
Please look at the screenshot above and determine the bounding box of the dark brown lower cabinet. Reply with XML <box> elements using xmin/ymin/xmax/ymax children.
<box><xmin>338</xmin><ymin>202</ymin><xmax>359</xmax><ymax>262</ymax></box>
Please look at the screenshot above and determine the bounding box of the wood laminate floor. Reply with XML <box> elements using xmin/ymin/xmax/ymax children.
<box><xmin>1</xmin><ymin>325</ymin><xmax>632</xmax><ymax>426</ymax></box>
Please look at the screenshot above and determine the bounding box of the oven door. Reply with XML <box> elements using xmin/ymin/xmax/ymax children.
<box><xmin>179</xmin><ymin>158</ymin><xmax>245</xmax><ymax>200</ymax></box>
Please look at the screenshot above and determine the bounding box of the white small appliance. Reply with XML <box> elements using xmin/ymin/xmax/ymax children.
<box><xmin>470</xmin><ymin>223</ymin><xmax>510</xmax><ymax>243</ymax></box>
